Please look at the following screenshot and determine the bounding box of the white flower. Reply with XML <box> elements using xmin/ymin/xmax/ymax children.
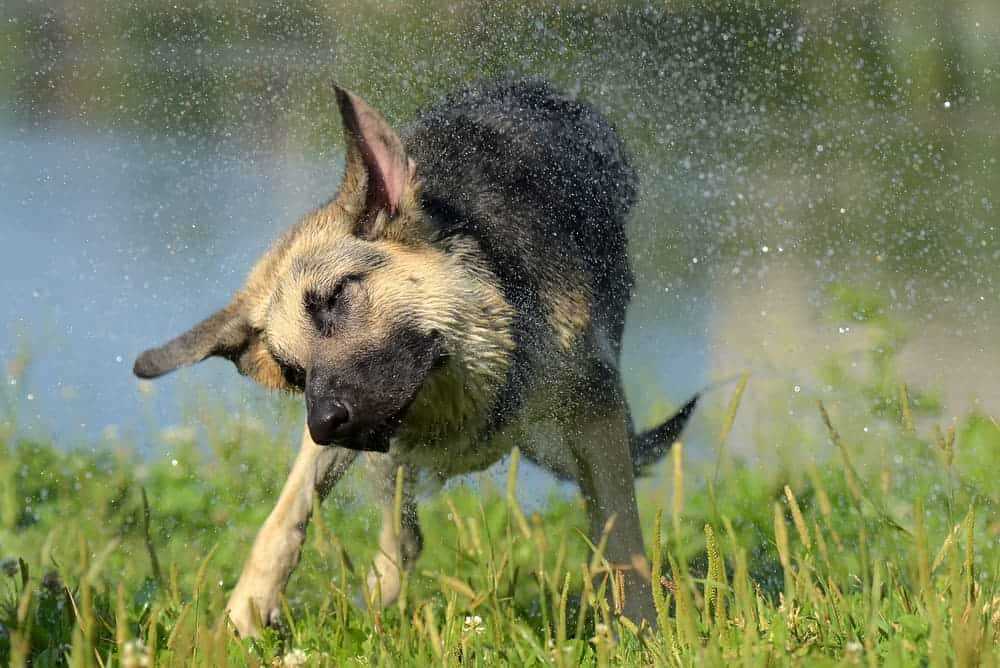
<box><xmin>283</xmin><ymin>648</ymin><xmax>308</xmax><ymax>667</ymax></box>
<box><xmin>121</xmin><ymin>639</ymin><xmax>151</xmax><ymax>668</ymax></box>
<box><xmin>589</xmin><ymin>622</ymin><xmax>611</xmax><ymax>645</ymax></box>
<box><xmin>463</xmin><ymin>614</ymin><xmax>485</xmax><ymax>635</ymax></box>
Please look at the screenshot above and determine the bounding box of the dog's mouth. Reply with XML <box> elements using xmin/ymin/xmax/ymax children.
<box><xmin>334</xmin><ymin>429</ymin><xmax>392</xmax><ymax>453</ymax></box>
<box><xmin>334</xmin><ymin>415</ymin><xmax>403</xmax><ymax>453</ymax></box>
<box><xmin>307</xmin><ymin>342</ymin><xmax>447</xmax><ymax>452</ymax></box>
<box><xmin>309</xmin><ymin>397</ymin><xmax>417</xmax><ymax>453</ymax></box>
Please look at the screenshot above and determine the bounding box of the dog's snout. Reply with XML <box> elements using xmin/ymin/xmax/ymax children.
<box><xmin>307</xmin><ymin>398</ymin><xmax>351</xmax><ymax>445</ymax></box>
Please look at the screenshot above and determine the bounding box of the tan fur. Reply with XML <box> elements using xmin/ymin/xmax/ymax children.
<box><xmin>239</xmin><ymin>214</ymin><xmax>515</xmax><ymax>417</ymax></box>
<box><xmin>211</xmin><ymin>95</ymin><xmax>526</xmax><ymax>636</ymax></box>
<box><xmin>138</xmin><ymin>86</ymin><xmax>665</xmax><ymax>638</ymax></box>
<box><xmin>239</xmin><ymin>343</ymin><xmax>287</xmax><ymax>391</ymax></box>
<box><xmin>226</xmin><ymin>427</ymin><xmax>357</xmax><ymax>634</ymax></box>
<box><xmin>543</xmin><ymin>279</ymin><xmax>592</xmax><ymax>351</ymax></box>
<box><xmin>222</xmin><ymin>148</ymin><xmax>513</xmax><ymax>415</ymax></box>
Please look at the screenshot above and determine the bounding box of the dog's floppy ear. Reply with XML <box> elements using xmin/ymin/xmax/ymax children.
<box><xmin>333</xmin><ymin>84</ymin><xmax>418</xmax><ymax>239</ymax></box>
<box><xmin>133</xmin><ymin>301</ymin><xmax>284</xmax><ymax>389</ymax></box>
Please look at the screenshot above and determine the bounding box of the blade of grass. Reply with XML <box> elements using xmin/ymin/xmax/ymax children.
<box><xmin>141</xmin><ymin>487</ymin><xmax>164</xmax><ymax>585</ymax></box>
<box><xmin>650</xmin><ymin>510</ymin><xmax>674</xmax><ymax>657</ymax></box>
<box><xmin>713</xmin><ymin>372</ymin><xmax>748</xmax><ymax>488</ymax></box>
<box><xmin>819</xmin><ymin>401</ymin><xmax>910</xmax><ymax>535</ymax></box>
<box><xmin>899</xmin><ymin>383</ymin><xmax>915</xmax><ymax>434</ymax></box>
<box><xmin>506</xmin><ymin>448</ymin><xmax>532</xmax><ymax>540</ymax></box>
<box><xmin>774</xmin><ymin>502</ymin><xmax>793</xmax><ymax>605</ymax></box>
<box><xmin>784</xmin><ymin>485</ymin><xmax>812</xmax><ymax>552</ymax></box>
<box><xmin>672</xmin><ymin>441</ymin><xmax>684</xmax><ymax>542</ymax></box>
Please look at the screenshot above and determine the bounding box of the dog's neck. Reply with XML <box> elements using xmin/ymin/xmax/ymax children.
<box><xmin>396</xmin><ymin>235</ymin><xmax>516</xmax><ymax>444</ymax></box>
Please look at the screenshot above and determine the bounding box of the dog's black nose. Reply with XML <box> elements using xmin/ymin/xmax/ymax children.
<box><xmin>307</xmin><ymin>399</ymin><xmax>351</xmax><ymax>445</ymax></box>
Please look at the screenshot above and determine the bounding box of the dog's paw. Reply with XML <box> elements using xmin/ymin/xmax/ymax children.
<box><xmin>226</xmin><ymin>590</ymin><xmax>281</xmax><ymax>638</ymax></box>
<box><xmin>365</xmin><ymin>552</ymin><xmax>403</xmax><ymax>609</ymax></box>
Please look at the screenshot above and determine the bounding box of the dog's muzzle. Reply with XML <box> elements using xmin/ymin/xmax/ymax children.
<box><xmin>306</xmin><ymin>396</ymin><xmax>391</xmax><ymax>452</ymax></box>
<box><xmin>307</xmin><ymin>398</ymin><xmax>350</xmax><ymax>445</ymax></box>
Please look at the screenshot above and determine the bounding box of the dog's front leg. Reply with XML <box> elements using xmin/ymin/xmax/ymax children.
<box><xmin>570</xmin><ymin>408</ymin><xmax>656</xmax><ymax>626</ymax></box>
<box><xmin>226</xmin><ymin>423</ymin><xmax>358</xmax><ymax>637</ymax></box>
<box><xmin>365</xmin><ymin>456</ymin><xmax>422</xmax><ymax>609</ymax></box>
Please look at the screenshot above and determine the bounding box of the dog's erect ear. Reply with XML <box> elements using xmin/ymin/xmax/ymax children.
<box><xmin>333</xmin><ymin>84</ymin><xmax>416</xmax><ymax>237</ymax></box>
<box><xmin>133</xmin><ymin>302</ymin><xmax>284</xmax><ymax>389</ymax></box>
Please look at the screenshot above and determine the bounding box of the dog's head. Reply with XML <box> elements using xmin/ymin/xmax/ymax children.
<box><xmin>134</xmin><ymin>86</ymin><xmax>511</xmax><ymax>451</ymax></box>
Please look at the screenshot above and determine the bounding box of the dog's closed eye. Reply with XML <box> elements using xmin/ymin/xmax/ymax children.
<box><xmin>305</xmin><ymin>275</ymin><xmax>363</xmax><ymax>337</ymax></box>
<box><xmin>271</xmin><ymin>354</ymin><xmax>306</xmax><ymax>390</ymax></box>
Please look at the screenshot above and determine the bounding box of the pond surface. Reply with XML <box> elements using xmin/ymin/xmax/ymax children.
<box><xmin>0</xmin><ymin>125</ymin><xmax>712</xmax><ymax>446</ymax></box>
<box><xmin>2</xmin><ymin>113</ymin><xmax>996</xmax><ymax>471</ymax></box>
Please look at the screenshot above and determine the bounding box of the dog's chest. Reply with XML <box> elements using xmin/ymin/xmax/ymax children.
<box><xmin>392</xmin><ymin>430</ymin><xmax>510</xmax><ymax>480</ymax></box>
<box><xmin>390</xmin><ymin>386</ymin><xmax>581</xmax><ymax>481</ymax></box>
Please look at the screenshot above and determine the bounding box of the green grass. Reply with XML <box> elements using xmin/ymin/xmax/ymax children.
<box><xmin>1</xmin><ymin>405</ymin><xmax>997</xmax><ymax>666</ymax></box>
<box><xmin>1</xmin><ymin>303</ymin><xmax>998</xmax><ymax>666</ymax></box>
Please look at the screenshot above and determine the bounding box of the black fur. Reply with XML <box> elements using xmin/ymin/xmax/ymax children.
<box><xmin>407</xmin><ymin>78</ymin><xmax>636</xmax><ymax>412</ymax></box>
<box><xmin>629</xmin><ymin>394</ymin><xmax>699</xmax><ymax>475</ymax></box>
<box><xmin>307</xmin><ymin>323</ymin><xmax>443</xmax><ymax>452</ymax></box>
<box><xmin>406</xmin><ymin>78</ymin><xmax>691</xmax><ymax>467</ymax></box>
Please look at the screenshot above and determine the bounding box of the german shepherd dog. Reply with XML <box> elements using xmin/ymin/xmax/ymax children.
<box><xmin>135</xmin><ymin>78</ymin><xmax>696</xmax><ymax>636</ymax></box>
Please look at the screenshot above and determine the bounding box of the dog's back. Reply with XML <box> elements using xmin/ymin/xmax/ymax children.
<box><xmin>135</xmin><ymin>78</ymin><xmax>696</xmax><ymax>634</ymax></box>
<box><xmin>407</xmin><ymin>79</ymin><xmax>637</xmax><ymax>421</ymax></box>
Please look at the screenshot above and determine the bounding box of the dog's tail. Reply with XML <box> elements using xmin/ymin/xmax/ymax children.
<box><xmin>629</xmin><ymin>394</ymin><xmax>699</xmax><ymax>476</ymax></box>
<box><xmin>629</xmin><ymin>374</ymin><xmax>752</xmax><ymax>476</ymax></box>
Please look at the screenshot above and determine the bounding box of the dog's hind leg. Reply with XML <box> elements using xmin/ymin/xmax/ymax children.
<box><xmin>568</xmin><ymin>400</ymin><xmax>656</xmax><ymax>626</ymax></box>
<box><xmin>365</xmin><ymin>456</ymin><xmax>422</xmax><ymax>609</ymax></box>
<box><xmin>226</xmin><ymin>423</ymin><xmax>358</xmax><ymax>637</ymax></box>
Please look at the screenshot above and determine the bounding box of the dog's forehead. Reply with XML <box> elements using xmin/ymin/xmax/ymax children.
<box><xmin>280</xmin><ymin>241</ymin><xmax>387</xmax><ymax>293</ymax></box>
<box><xmin>258</xmin><ymin>239</ymin><xmax>392</xmax><ymax>360</ymax></box>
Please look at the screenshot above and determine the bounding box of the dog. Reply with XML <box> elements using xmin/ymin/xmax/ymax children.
<box><xmin>134</xmin><ymin>78</ymin><xmax>697</xmax><ymax>637</ymax></box>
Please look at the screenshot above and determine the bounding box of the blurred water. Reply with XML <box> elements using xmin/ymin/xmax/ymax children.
<box><xmin>0</xmin><ymin>125</ymin><xmax>713</xmax><ymax>452</ymax></box>
<box><xmin>0</xmin><ymin>127</ymin><xmax>332</xmax><ymax>446</ymax></box>
<box><xmin>2</xmin><ymin>103</ymin><xmax>998</xmax><ymax>470</ymax></box>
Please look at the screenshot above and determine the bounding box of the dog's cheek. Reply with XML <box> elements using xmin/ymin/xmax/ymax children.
<box><xmin>238</xmin><ymin>343</ymin><xmax>291</xmax><ymax>391</ymax></box>
<box><xmin>357</xmin><ymin>325</ymin><xmax>441</xmax><ymax>423</ymax></box>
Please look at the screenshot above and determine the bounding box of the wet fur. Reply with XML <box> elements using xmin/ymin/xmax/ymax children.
<box><xmin>134</xmin><ymin>78</ymin><xmax>695</xmax><ymax>635</ymax></box>
<box><xmin>409</xmin><ymin>80</ymin><xmax>635</xmax><ymax>433</ymax></box>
